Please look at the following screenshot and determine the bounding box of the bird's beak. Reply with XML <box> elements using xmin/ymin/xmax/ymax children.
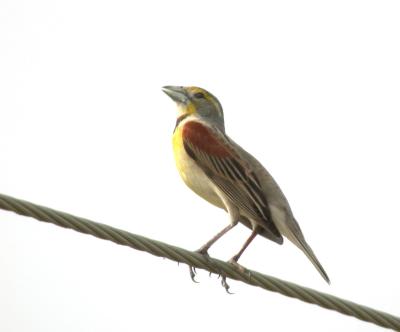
<box><xmin>162</xmin><ymin>86</ymin><xmax>188</xmax><ymax>104</ymax></box>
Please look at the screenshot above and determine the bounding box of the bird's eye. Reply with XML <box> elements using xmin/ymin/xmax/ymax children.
<box><xmin>193</xmin><ymin>92</ymin><xmax>205</xmax><ymax>99</ymax></box>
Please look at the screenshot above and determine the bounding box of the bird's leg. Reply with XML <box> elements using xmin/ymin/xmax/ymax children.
<box><xmin>228</xmin><ymin>229</ymin><xmax>258</xmax><ymax>272</ymax></box>
<box><xmin>220</xmin><ymin>230</ymin><xmax>257</xmax><ymax>290</ymax></box>
<box><xmin>196</xmin><ymin>223</ymin><xmax>236</xmax><ymax>255</ymax></box>
<box><xmin>196</xmin><ymin>201</ymin><xmax>240</xmax><ymax>256</ymax></box>
<box><xmin>188</xmin><ymin>201</ymin><xmax>240</xmax><ymax>287</ymax></box>
<box><xmin>189</xmin><ymin>222</ymin><xmax>238</xmax><ymax>282</ymax></box>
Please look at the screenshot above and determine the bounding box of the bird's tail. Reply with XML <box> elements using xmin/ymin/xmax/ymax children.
<box><xmin>296</xmin><ymin>237</ymin><xmax>330</xmax><ymax>284</ymax></box>
<box><xmin>288</xmin><ymin>230</ymin><xmax>330</xmax><ymax>284</ymax></box>
<box><xmin>268</xmin><ymin>205</ymin><xmax>330</xmax><ymax>283</ymax></box>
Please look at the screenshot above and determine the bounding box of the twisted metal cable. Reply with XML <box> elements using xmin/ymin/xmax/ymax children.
<box><xmin>0</xmin><ymin>193</ymin><xmax>399</xmax><ymax>331</ymax></box>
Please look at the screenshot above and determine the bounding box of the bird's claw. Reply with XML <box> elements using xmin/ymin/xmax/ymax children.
<box><xmin>221</xmin><ymin>275</ymin><xmax>233</xmax><ymax>294</ymax></box>
<box><xmin>187</xmin><ymin>248</ymin><xmax>211</xmax><ymax>283</ymax></box>
<box><xmin>186</xmin><ymin>250</ymin><xmax>239</xmax><ymax>293</ymax></box>
<box><xmin>189</xmin><ymin>266</ymin><xmax>199</xmax><ymax>283</ymax></box>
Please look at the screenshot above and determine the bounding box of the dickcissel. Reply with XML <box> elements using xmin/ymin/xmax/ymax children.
<box><xmin>163</xmin><ymin>85</ymin><xmax>330</xmax><ymax>284</ymax></box>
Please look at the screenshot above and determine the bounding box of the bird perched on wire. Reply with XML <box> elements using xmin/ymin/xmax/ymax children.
<box><xmin>162</xmin><ymin>85</ymin><xmax>330</xmax><ymax>284</ymax></box>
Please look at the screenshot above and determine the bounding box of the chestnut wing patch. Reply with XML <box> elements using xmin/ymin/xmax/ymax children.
<box><xmin>182</xmin><ymin>121</ymin><xmax>232</xmax><ymax>158</ymax></box>
<box><xmin>182</xmin><ymin>121</ymin><xmax>282</xmax><ymax>242</ymax></box>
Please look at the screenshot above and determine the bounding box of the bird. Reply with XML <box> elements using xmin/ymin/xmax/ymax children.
<box><xmin>162</xmin><ymin>85</ymin><xmax>330</xmax><ymax>284</ymax></box>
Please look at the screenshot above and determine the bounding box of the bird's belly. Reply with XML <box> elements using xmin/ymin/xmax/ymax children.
<box><xmin>173</xmin><ymin>131</ymin><xmax>224</xmax><ymax>209</ymax></box>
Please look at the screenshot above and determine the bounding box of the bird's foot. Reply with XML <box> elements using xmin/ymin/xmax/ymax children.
<box><xmin>228</xmin><ymin>258</ymin><xmax>246</xmax><ymax>272</ymax></box>
<box><xmin>228</xmin><ymin>258</ymin><xmax>252</xmax><ymax>278</ymax></box>
<box><xmin>195</xmin><ymin>246</ymin><xmax>210</xmax><ymax>256</ymax></box>
<box><xmin>189</xmin><ymin>266</ymin><xmax>199</xmax><ymax>283</ymax></box>
<box><xmin>215</xmin><ymin>259</ymin><xmax>251</xmax><ymax>294</ymax></box>
<box><xmin>219</xmin><ymin>274</ymin><xmax>233</xmax><ymax>294</ymax></box>
<box><xmin>188</xmin><ymin>248</ymin><xmax>211</xmax><ymax>283</ymax></box>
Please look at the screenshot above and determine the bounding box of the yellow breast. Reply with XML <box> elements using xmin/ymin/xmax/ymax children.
<box><xmin>172</xmin><ymin>125</ymin><xmax>224</xmax><ymax>209</ymax></box>
<box><xmin>172</xmin><ymin>126</ymin><xmax>187</xmax><ymax>178</ymax></box>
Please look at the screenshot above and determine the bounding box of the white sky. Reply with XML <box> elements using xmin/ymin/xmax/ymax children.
<box><xmin>1</xmin><ymin>1</ymin><xmax>400</xmax><ymax>331</ymax></box>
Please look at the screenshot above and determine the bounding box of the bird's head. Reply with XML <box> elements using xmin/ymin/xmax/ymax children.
<box><xmin>162</xmin><ymin>86</ymin><xmax>225</xmax><ymax>130</ymax></box>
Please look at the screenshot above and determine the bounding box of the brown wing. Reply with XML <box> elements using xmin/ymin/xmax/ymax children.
<box><xmin>182</xmin><ymin>120</ymin><xmax>282</xmax><ymax>243</ymax></box>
